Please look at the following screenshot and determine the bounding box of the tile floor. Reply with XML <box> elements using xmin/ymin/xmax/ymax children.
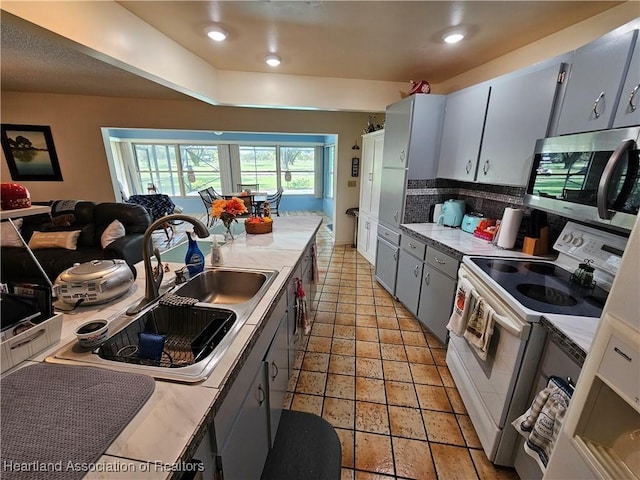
<box><xmin>284</xmin><ymin>222</ymin><xmax>519</xmax><ymax>480</ymax></box>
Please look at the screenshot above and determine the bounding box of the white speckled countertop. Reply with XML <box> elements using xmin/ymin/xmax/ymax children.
<box><xmin>5</xmin><ymin>215</ymin><xmax>323</xmax><ymax>479</ymax></box>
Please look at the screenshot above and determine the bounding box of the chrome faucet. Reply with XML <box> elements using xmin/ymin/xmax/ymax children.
<box><xmin>126</xmin><ymin>214</ymin><xmax>209</xmax><ymax>315</ymax></box>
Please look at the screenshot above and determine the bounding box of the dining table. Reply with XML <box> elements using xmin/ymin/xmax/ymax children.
<box><xmin>224</xmin><ymin>192</ymin><xmax>269</xmax><ymax>215</ymax></box>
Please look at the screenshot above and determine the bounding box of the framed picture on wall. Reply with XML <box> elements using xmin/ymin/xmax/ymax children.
<box><xmin>0</xmin><ymin>124</ymin><xmax>63</xmax><ymax>181</ymax></box>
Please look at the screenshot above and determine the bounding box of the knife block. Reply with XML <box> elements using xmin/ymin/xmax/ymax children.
<box><xmin>522</xmin><ymin>226</ymin><xmax>549</xmax><ymax>256</ymax></box>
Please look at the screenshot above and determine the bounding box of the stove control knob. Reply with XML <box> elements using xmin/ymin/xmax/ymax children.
<box><xmin>562</xmin><ymin>233</ymin><xmax>574</xmax><ymax>243</ymax></box>
<box><xmin>572</xmin><ymin>237</ymin><xmax>584</xmax><ymax>247</ymax></box>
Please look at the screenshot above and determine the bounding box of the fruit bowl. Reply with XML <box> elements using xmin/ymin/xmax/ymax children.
<box><xmin>244</xmin><ymin>217</ymin><xmax>273</xmax><ymax>234</ymax></box>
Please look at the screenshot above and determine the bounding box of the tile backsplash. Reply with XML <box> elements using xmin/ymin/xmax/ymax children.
<box><xmin>404</xmin><ymin>179</ymin><xmax>569</xmax><ymax>248</ymax></box>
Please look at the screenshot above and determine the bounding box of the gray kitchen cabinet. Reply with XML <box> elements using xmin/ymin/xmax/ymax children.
<box><xmin>417</xmin><ymin>263</ymin><xmax>457</xmax><ymax>345</ymax></box>
<box><xmin>556</xmin><ymin>27</ymin><xmax>638</xmax><ymax>135</ymax></box>
<box><xmin>613</xmin><ymin>32</ymin><xmax>640</xmax><ymax>128</ymax></box>
<box><xmin>396</xmin><ymin>245</ymin><xmax>424</xmax><ymax>316</ymax></box>
<box><xmin>265</xmin><ymin>313</ymin><xmax>289</xmax><ymax>446</ymax></box>
<box><xmin>437</xmin><ymin>83</ymin><xmax>490</xmax><ymax>182</ymax></box>
<box><xmin>478</xmin><ymin>63</ymin><xmax>565</xmax><ymax>186</ymax></box>
<box><xmin>377</xmin><ymin>166</ymin><xmax>408</xmax><ymax>230</ymax></box>
<box><xmin>375</xmin><ymin>234</ymin><xmax>399</xmax><ymax>295</ymax></box>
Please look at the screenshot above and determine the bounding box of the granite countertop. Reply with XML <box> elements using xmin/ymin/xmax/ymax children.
<box><xmin>400</xmin><ymin>222</ymin><xmax>596</xmax><ymax>360</ymax></box>
<box><xmin>8</xmin><ymin>215</ymin><xmax>323</xmax><ymax>479</ymax></box>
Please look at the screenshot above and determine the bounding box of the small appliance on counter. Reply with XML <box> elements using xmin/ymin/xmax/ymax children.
<box><xmin>493</xmin><ymin>207</ymin><xmax>524</xmax><ymax>249</ymax></box>
<box><xmin>54</xmin><ymin>259</ymin><xmax>134</xmax><ymax>305</ymax></box>
<box><xmin>461</xmin><ymin>212</ymin><xmax>485</xmax><ymax>234</ymax></box>
<box><xmin>436</xmin><ymin>199</ymin><xmax>466</xmax><ymax>227</ymax></box>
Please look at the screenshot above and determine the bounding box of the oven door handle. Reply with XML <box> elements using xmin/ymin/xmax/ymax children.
<box><xmin>597</xmin><ymin>138</ymin><xmax>636</xmax><ymax>220</ymax></box>
<box><xmin>469</xmin><ymin>289</ymin><xmax>524</xmax><ymax>337</ymax></box>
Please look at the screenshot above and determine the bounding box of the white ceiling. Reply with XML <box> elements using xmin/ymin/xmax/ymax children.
<box><xmin>0</xmin><ymin>1</ymin><xmax>627</xmax><ymax>103</ymax></box>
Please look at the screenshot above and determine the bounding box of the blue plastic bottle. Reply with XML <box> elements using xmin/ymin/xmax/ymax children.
<box><xmin>185</xmin><ymin>230</ymin><xmax>205</xmax><ymax>277</ymax></box>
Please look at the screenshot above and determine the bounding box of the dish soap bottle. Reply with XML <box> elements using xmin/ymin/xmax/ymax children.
<box><xmin>210</xmin><ymin>235</ymin><xmax>223</xmax><ymax>266</ymax></box>
<box><xmin>185</xmin><ymin>230</ymin><xmax>205</xmax><ymax>277</ymax></box>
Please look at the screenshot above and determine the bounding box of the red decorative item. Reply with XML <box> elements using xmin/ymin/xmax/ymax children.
<box><xmin>1</xmin><ymin>182</ymin><xmax>31</xmax><ymax>210</ymax></box>
<box><xmin>409</xmin><ymin>80</ymin><xmax>431</xmax><ymax>95</ymax></box>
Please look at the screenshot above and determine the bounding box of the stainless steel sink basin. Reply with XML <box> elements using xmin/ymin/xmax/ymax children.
<box><xmin>173</xmin><ymin>268</ymin><xmax>272</xmax><ymax>305</ymax></box>
<box><xmin>46</xmin><ymin>267</ymin><xmax>278</xmax><ymax>383</ymax></box>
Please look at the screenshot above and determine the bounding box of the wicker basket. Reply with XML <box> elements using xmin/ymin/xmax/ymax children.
<box><xmin>245</xmin><ymin>220</ymin><xmax>273</xmax><ymax>234</ymax></box>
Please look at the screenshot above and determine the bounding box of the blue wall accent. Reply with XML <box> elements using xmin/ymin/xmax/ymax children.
<box><xmin>323</xmin><ymin>198</ymin><xmax>334</xmax><ymax>218</ymax></box>
<box><xmin>109</xmin><ymin>128</ymin><xmax>330</xmax><ymax>144</ymax></box>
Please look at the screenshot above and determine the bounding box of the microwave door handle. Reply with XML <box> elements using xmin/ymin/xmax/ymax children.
<box><xmin>597</xmin><ymin>139</ymin><xmax>636</xmax><ymax>220</ymax></box>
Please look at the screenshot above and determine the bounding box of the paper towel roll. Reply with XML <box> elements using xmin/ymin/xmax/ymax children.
<box><xmin>497</xmin><ymin>207</ymin><xmax>524</xmax><ymax>249</ymax></box>
<box><xmin>432</xmin><ymin>203</ymin><xmax>443</xmax><ymax>223</ymax></box>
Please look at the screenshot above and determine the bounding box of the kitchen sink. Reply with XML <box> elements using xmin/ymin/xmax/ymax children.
<box><xmin>46</xmin><ymin>267</ymin><xmax>278</xmax><ymax>383</ymax></box>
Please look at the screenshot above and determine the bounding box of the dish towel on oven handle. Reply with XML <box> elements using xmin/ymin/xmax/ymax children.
<box><xmin>511</xmin><ymin>376</ymin><xmax>573</xmax><ymax>472</ymax></box>
<box><xmin>447</xmin><ymin>276</ymin><xmax>475</xmax><ymax>336</ymax></box>
<box><xmin>463</xmin><ymin>295</ymin><xmax>495</xmax><ymax>361</ymax></box>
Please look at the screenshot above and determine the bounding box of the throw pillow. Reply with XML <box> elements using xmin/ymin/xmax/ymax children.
<box><xmin>28</xmin><ymin>230</ymin><xmax>81</xmax><ymax>250</ymax></box>
<box><xmin>101</xmin><ymin>219</ymin><xmax>126</xmax><ymax>249</ymax></box>
<box><xmin>0</xmin><ymin>218</ymin><xmax>25</xmax><ymax>248</ymax></box>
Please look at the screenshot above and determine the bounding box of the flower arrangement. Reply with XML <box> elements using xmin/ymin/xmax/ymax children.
<box><xmin>211</xmin><ymin>197</ymin><xmax>248</xmax><ymax>240</ymax></box>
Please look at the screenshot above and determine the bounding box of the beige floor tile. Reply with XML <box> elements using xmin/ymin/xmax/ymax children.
<box><xmin>380</xmin><ymin>344</ymin><xmax>408</xmax><ymax>362</ymax></box>
<box><xmin>307</xmin><ymin>335</ymin><xmax>333</xmax><ymax>353</ymax></box>
<box><xmin>375</xmin><ymin>305</ymin><xmax>397</xmax><ymax>318</ymax></box>
<box><xmin>356</xmin><ymin>304</ymin><xmax>376</xmax><ymax>316</ymax></box>
<box><xmin>356</xmin><ymin>326</ymin><xmax>379</xmax><ymax>342</ymax></box>
<box><xmin>374</xmin><ymin>296</ymin><xmax>394</xmax><ymax>306</ymax></box>
<box><xmin>311</xmin><ymin>322</ymin><xmax>334</xmax><ymax>337</ymax></box>
<box><xmin>341</xmin><ymin>468</ymin><xmax>354</xmax><ymax>480</ymax></box>
<box><xmin>385</xmin><ymin>381</ymin><xmax>419</xmax><ymax>408</ymax></box>
<box><xmin>410</xmin><ymin>364</ymin><xmax>443</xmax><ymax>386</ymax></box>
<box><xmin>469</xmin><ymin>449</ymin><xmax>519</xmax><ymax>480</ymax></box>
<box><xmin>446</xmin><ymin>387</ymin><xmax>467</xmax><ymax>414</ymax></box>
<box><xmin>438</xmin><ymin>365</ymin><xmax>456</xmax><ymax>388</ymax></box>
<box><xmin>355</xmin><ymin>315</ymin><xmax>378</xmax><ymax>328</ymax></box>
<box><xmin>355</xmin><ymin>401</ymin><xmax>390</xmax><ymax>434</ymax></box>
<box><xmin>415</xmin><ymin>384</ymin><xmax>453</xmax><ymax>412</ymax></box>
<box><xmin>376</xmin><ymin>317</ymin><xmax>400</xmax><ymax>330</ymax></box>
<box><xmin>378</xmin><ymin>329</ymin><xmax>403</xmax><ymax>345</ymax></box>
<box><xmin>332</xmin><ymin>338</ymin><xmax>356</xmax><ymax>356</ymax></box>
<box><xmin>356</xmin><ymin>358</ymin><xmax>384</xmax><ymax>379</ymax></box>
<box><xmin>356</xmin><ymin>377</ymin><xmax>387</xmax><ymax>404</ymax></box>
<box><xmin>358</xmin><ymin>295</ymin><xmax>376</xmax><ymax>305</ymax></box>
<box><xmin>287</xmin><ymin>368</ymin><xmax>300</xmax><ymax>392</ymax></box>
<box><xmin>431</xmin><ymin>347</ymin><xmax>448</xmax><ymax>366</ymax></box>
<box><xmin>296</xmin><ymin>370</ymin><xmax>327</xmax><ymax>395</ymax></box>
<box><xmin>338</xmin><ymin>293</ymin><xmax>356</xmax><ymax>304</ymax></box>
<box><xmin>356</xmin><ymin>340</ymin><xmax>381</xmax><ymax>359</ymax></box>
<box><xmin>341</xmin><ymin>286</ymin><xmax>357</xmax><ymax>295</ymax></box>
<box><xmin>457</xmin><ymin>414</ymin><xmax>482</xmax><ymax>449</ymax></box>
<box><xmin>322</xmin><ymin>285</ymin><xmax>340</xmax><ymax>294</ymax></box>
<box><xmin>395</xmin><ymin>306</ymin><xmax>414</xmax><ymax>318</ymax></box>
<box><xmin>334</xmin><ymin>325</ymin><xmax>356</xmax><ymax>340</ymax></box>
<box><xmin>430</xmin><ymin>444</ymin><xmax>479</xmax><ymax>480</ymax></box>
<box><xmin>404</xmin><ymin>345</ymin><xmax>434</xmax><ymax>364</ymax></box>
<box><xmin>335</xmin><ymin>428</ymin><xmax>355</xmax><ymax>468</ymax></box>
<box><xmin>401</xmin><ymin>331</ymin><xmax>429</xmax><ymax>346</ymax></box>
<box><xmin>317</xmin><ymin>301</ymin><xmax>338</xmax><ymax>312</ymax></box>
<box><xmin>425</xmin><ymin>333</ymin><xmax>445</xmax><ymax>349</ymax></box>
<box><xmin>290</xmin><ymin>393</ymin><xmax>323</xmax><ymax>415</ymax></box>
<box><xmin>283</xmin><ymin>391</ymin><xmax>293</xmax><ymax>409</ymax></box>
<box><xmin>326</xmin><ymin>373</ymin><xmax>356</xmax><ymax>400</ymax></box>
<box><xmin>392</xmin><ymin>437</ymin><xmax>437</xmax><ymax>480</ymax></box>
<box><xmin>301</xmin><ymin>352</ymin><xmax>331</xmax><ymax>372</ymax></box>
<box><xmin>382</xmin><ymin>360</ymin><xmax>413</xmax><ymax>382</ymax></box>
<box><xmin>354</xmin><ymin>472</ymin><xmax>395</xmax><ymax>480</ymax></box>
<box><xmin>323</xmin><ymin>397</ymin><xmax>355</xmax><ymax>429</ymax></box>
<box><xmin>336</xmin><ymin>312</ymin><xmax>357</xmax><ymax>325</ymax></box>
<box><xmin>354</xmin><ymin>432</ymin><xmax>395</xmax><ymax>476</ymax></box>
<box><xmin>321</xmin><ymin>292</ymin><xmax>340</xmax><ymax>303</ymax></box>
<box><xmin>388</xmin><ymin>405</ymin><xmax>427</xmax><ymax>440</ymax></box>
<box><xmin>422</xmin><ymin>410</ymin><xmax>465</xmax><ymax>445</ymax></box>
<box><xmin>398</xmin><ymin>317</ymin><xmax>422</xmax><ymax>331</ymax></box>
<box><xmin>329</xmin><ymin>354</ymin><xmax>356</xmax><ymax>376</ymax></box>
<box><xmin>314</xmin><ymin>311</ymin><xmax>336</xmax><ymax>324</ymax></box>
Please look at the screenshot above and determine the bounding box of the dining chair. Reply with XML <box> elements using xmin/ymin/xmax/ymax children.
<box><xmin>198</xmin><ymin>189</ymin><xmax>215</xmax><ymax>227</ymax></box>
<box><xmin>127</xmin><ymin>194</ymin><xmax>176</xmax><ymax>239</ymax></box>
<box><xmin>206</xmin><ymin>186</ymin><xmax>223</xmax><ymax>200</ymax></box>
<box><xmin>237</xmin><ymin>183</ymin><xmax>260</xmax><ymax>193</ymax></box>
<box><xmin>266</xmin><ymin>187</ymin><xmax>283</xmax><ymax>216</ymax></box>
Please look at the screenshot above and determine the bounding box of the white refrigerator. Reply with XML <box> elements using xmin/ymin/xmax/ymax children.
<box><xmin>544</xmin><ymin>215</ymin><xmax>640</xmax><ymax>479</ymax></box>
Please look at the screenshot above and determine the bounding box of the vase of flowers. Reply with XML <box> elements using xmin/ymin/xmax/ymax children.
<box><xmin>211</xmin><ymin>197</ymin><xmax>248</xmax><ymax>241</ymax></box>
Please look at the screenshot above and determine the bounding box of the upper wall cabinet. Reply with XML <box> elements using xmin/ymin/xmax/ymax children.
<box><xmin>478</xmin><ymin>63</ymin><xmax>565</xmax><ymax>186</ymax></box>
<box><xmin>613</xmin><ymin>33</ymin><xmax>640</xmax><ymax>128</ymax></box>
<box><xmin>555</xmin><ymin>28</ymin><xmax>638</xmax><ymax>135</ymax></box>
<box><xmin>437</xmin><ymin>84</ymin><xmax>490</xmax><ymax>182</ymax></box>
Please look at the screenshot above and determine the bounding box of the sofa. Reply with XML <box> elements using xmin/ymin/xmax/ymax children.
<box><xmin>1</xmin><ymin>201</ymin><xmax>151</xmax><ymax>285</ymax></box>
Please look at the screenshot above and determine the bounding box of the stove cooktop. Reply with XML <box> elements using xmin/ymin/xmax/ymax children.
<box><xmin>470</xmin><ymin>258</ymin><xmax>608</xmax><ymax>317</ymax></box>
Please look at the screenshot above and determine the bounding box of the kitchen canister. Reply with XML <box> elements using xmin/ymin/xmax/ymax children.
<box><xmin>432</xmin><ymin>203</ymin><xmax>444</xmax><ymax>223</ymax></box>
<box><xmin>495</xmin><ymin>207</ymin><xmax>524</xmax><ymax>249</ymax></box>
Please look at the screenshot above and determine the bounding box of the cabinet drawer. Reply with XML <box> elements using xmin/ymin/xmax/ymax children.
<box><xmin>598</xmin><ymin>334</ymin><xmax>637</xmax><ymax>403</ymax></box>
<box><xmin>400</xmin><ymin>235</ymin><xmax>426</xmax><ymax>261</ymax></box>
<box><xmin>377</xmin><ymin>224</ymin><xmax>400</xmax><ymax>245</ymax></box>
<box><xmin>425</xmin><ymin>247</ymin><xmax>459</xmax><ymax>278</ymax></box>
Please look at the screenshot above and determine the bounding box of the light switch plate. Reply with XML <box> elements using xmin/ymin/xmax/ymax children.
<box><xmin>347</xmin><ymin>180</ymin><xmax>356</xmax><ymax>187</ymax></box>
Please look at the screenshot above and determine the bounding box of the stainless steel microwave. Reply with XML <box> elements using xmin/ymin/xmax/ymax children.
<box><xmin>525</xmin><ymin>126</ymin><xmax>640</xmax><ymax>234</ymax></box>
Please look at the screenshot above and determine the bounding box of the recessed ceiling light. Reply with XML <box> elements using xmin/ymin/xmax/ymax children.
<box><xmin>205</xmin><ymin>26</ymin><xmax>228</xmax><ymax>42</ymax></box>
<box><xmin>265</xmin><ymin>54</ymin><xmax>281</xmax><ymax>67</ymax></box>
<box><xmin>443</xmin><ymin>33</ymin><xmax>464</xmax><ymax>44</ymax></box>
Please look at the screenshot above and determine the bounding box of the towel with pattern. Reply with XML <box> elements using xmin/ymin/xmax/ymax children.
<box><xmin>447</xmin><ymin>277</ymin><xmax>475</xmax><ymax>336</ymax></box>
<box><xmin>511</xmin><ymin>376</ymin><xmax>573</xmax><ymax>471</ymax></box>
<box><xmin>463</xmin><ymin>296</ymin><xmax>495</xmax><ymax>361</ymax></box>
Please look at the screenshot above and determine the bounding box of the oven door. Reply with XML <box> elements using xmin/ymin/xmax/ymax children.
<box><xmin>446</xmin><ymin>266</ymin><xmax>531</xmax><ymax>460</ymax></box>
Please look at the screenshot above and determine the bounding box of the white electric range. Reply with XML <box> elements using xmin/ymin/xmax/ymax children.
<box><xmin>445</xmin><ymin>221</ymin><xmax>629</xmax><ymax>466</ymax></box>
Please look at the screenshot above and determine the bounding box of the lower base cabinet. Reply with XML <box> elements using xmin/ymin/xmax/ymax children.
<box><xmin>417</xmin><ymin>264</ymin><xmax>456</xmax><ymax>344</ymax></box>
<box><xmin>265</xmin><ymin>314</ymin><xmax>290</xmax><ymax>446</ymax></box>
<box><xmin>375</xmin><ymin>236</ymin><xmax>399</xmax><ymax>296</ymax></box>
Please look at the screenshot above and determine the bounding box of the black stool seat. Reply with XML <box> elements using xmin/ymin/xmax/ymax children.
<box><xmin>261</xmin><ymin>410</ymin><xmax>342</xmax><ymax>480</ymax></box>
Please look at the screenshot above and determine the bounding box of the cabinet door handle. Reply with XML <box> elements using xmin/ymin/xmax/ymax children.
<box><xmin>9</xmin><ymin>329</ymin><xmax>45</xmax><ymax>349</ymax></box>
<box><xmin>271</xmin><ymin>361</ymin><xmax>279</xmax><ymax>380</ymax></box>
<box><xmin>369</xmin><ymin>172</ymin><xmax>373</xmax><ymax>181</ymax></box>
<box><xmin>434</xmin><ymin>256</ymin><xmax>446</xmax><ymax>265</ymax></box>
<box><xmin>592</xmin><ymin>91</ymin><xmax>605</xmax><ymax>118</ymax></box>
<box><xmin>629</xmin><ymin>84</ymin><xmax>639</xmax><ymax>112</ymax></box>
<box><xmin>257</xmin><ymin>385</ymin><xmax>266</xmax><ymax>406</ymax></box>
<box><xmin>409</xmin><ymin>242</ymin><xmax>416</xmax><ymax>249</ymax></box>
<box><xmin>424</xmin><ymin>272</ymin><xmax>431</xmax><ymax>285</ymax></box>
<box><xmin>399</xmin><ymin>150</ymin><xmax>406</xmax><ymax>162</ymax></box>
<box><xmin>393</xmin><ymin>210</ymin><xmax>399</xmax><ymax>222</ymax></box>
<box><xmin>393</xmin><ymin>250</ymin><xmax>398</xmax><ymax>261</ymax></box>
<box><xmin>414</xmin><ymin>265</ymin><xmax>419</xmax><ymax>277</ymax></box>
<box><xmin>482</xmin><ymin>160</ymin><xmax>490</xmax><ymax>175</ymax></box>
<box><xmin>465</xmin><ymin>160</ymin><xmax>473</xmax><ymax>174</ymax></box>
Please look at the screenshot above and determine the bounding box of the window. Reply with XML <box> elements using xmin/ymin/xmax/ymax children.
<box><xmin>281</xmin><ymin>146</ymin><xmax>315</xmax><ymax>194</ymax></box>
<box><xmin>239</xmin><ymin>146</ymin><xmax>277</xmax><ymax>190</ymax></box>
<box><xmin>179</xmin><ymin>145</ymin><xmax>222</xmax><ymax>195</ymax></box>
